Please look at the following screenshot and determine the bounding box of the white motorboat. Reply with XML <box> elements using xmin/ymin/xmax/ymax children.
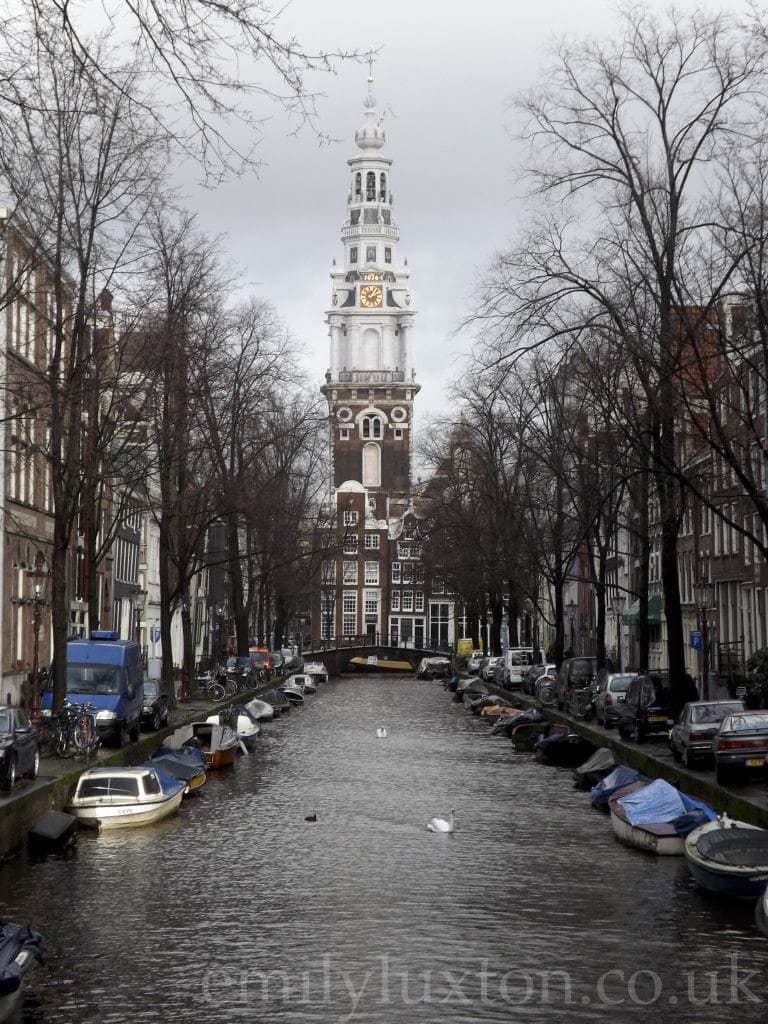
<box><xmin>609</xmin><ymin>778</ymin><xmax>716</xmax><ymax>856</ymax></box>
<box><xmin>304</xmin><ymin>661</ymin><xmax>329</xmax><ymax>684</ymax></box>
<box><xmin>685</xmin><ymin>816</ymin><xmax>768</xmax><ymax>900</ymax></box>
<box><xmin>285</xmin><ymin>673</ymin><xmax>316</xmax><ymax>694</ymax></box>
<box><xmin>206</xmin><ymin>710</ymin><xmax>260</xmax><ymax>751</ymax></box>
<box><xmin>279</xmin><ymin>683</ymin><xmax>305</xmax><ymax>705</ymax></box>
<box><xmin>0</xmin><ymin>921</ymin><xmax>43</xmax><ymax>1023</ymax></box>
<box><xmin>68</xmin><ymin>766</ymin><xmax>185</xmax><ymax>831</ymax></box>
<box><xmin>245</xmin><ymin>698</ymin><xmax>275</xmax><ymax>721</ymax></box>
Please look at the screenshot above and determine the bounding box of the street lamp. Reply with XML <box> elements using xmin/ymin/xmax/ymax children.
<box><xmin>18</xmin><ymin>564</ymin><xmax>49</xmax><ymax>726</ymax></box>
<box><xmin>693</xmin><ymin>580</ymin><xmax>715</xmax><ymax>700</ymax></box>
<box><xmin>611</xmin><ymin>594</ymin><xmax>625</xmax><ymax>673</ymax></box>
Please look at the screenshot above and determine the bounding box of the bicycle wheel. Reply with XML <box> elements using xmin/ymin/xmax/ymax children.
<box><xmin>209</xmin><ymin>682</ymin><xmax>226</xmax><ymax>701</ymax></box>
<box><xmin>224</xmin><ymin>678</ymin><xmax>237</xmax><ymax>698</ymax></box>
<box><xmin>54</xmin><ymin>724</ymin><xmax>70</xmax><ymax>757</ymax></box>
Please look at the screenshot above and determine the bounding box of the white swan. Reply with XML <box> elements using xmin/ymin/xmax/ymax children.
<box><xmin>427</xmin><ymin>809</ymin><xmax>455</xmax><ymax>833</ymax></box>
<box><xmin>376</xmin><ymin>727</ymin><xmax>387</xmax><ymax>738</ymax></box>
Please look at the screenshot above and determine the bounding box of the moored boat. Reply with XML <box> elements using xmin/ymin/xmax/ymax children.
<box><xmin>68</xmin><ymin>766</ymin><xmax>185</xmax><ymax>830</ymax></box>
<box><xmin>279</xmin><ymin>683</ymin><xmax>305</xmax><ymax>705</ymax></box>
<box><xmin>416</xmin><ymin>656</ymin><xmax>453</xmax><ymax>679</ymax></box>
<box><xmin>535</xmin><ymin>728</ymin><xmax>596</xmax><ymax>767</ymax></box>
<box><xmin>149</xmin><ymin>745</ymin><xmax>207</xmax><ymax>794</ymax></box>
<box><xmin>188</xmin><ymin>722</ymin><xmax>240</xmax><ymax>768</ymax></box>
<box><xmin>685</xmin><ymin>816</ymin><xmax>768</xmax><ymax>900</ymax></box>
<box><xmin>245</xmin><ymin>698</ymin><xmax>275</xmax><ymax>721</ymax></box>
<box><xmin>0</xmin><ymin>921</ymin><xmax>43</xmax><ymax>1023</ymax></box>
<box><xmin>573</xmin><ymin>748</ymin><xmax>616</xmax><ymax>790</ymax></box>
<box><xmin>590</xmin><ymin>766</ymin><xmax>647</xmax><ymax>810</ymax></box>
<box><xmin>609</xmin><ymin>779</ymin><xmax>716</xmax><ymax>856</ymax></box>
<box><xmin>348</xmin><ymin>655</ymin><xmax>413</xmax><ymax>673</ymax></box>
<box><xmin>206</xmin><ymin>708</ymin><xmax>260</xmax><ymax>751</ymax></box>
<box><xmin>304</xmin><ymin>661</ymin><xmax>329</xmax><ymax>684</ymax></box>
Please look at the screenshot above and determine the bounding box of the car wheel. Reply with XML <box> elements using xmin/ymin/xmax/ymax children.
<box><xmin>1</xmin><ymin>756</ymin><xmax>16</xmax><ymax>792</ymax></box>
<box><xmin>28</xmin><ymin>749</ymin><xmax>40</xmax><ymax>780</ymax></box>
<box><xmin>129</xmin><ymin>722</ymin><xmax>140</xmax><ymax>743</ymax></box>
<box><xmin>162</xmin><ymin>707</ymin><xmax>170</xmax><ymax>727</ymax></box>
<box><xmin>151</xmin><ymin>710</ymin><xmax>161</xmax><ymax>732</ymax></box>
<box><xmin>631</xmin><ymin>721</ymin><xmax>643</xmax><ymax>744</ymax></box>
<box><xmin>682</xmin><ymin>747</ymin><xmax>694</xmax><ymax>770</ymax></box>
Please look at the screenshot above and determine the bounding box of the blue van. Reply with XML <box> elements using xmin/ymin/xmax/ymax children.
<box><xmin>42</xmin><ymin>631</ymin><xmax>144</xmax><ymax>746</ymax></box>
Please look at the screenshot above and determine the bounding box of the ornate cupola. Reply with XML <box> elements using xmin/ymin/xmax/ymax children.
<box><xmin>322</xmin><ymin>67</ymin><xmax>419</xmax><ymax>508</ymax></box>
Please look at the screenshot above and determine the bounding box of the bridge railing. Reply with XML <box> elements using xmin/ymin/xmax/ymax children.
<box><xmin>302</xmin><ymin>633</ymin><xmax>453</xmax><ymax>656</ymax></box>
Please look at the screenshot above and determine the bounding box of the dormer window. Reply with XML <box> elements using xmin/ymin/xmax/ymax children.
<box><xmin>361</xmin><ymin>415</ymin><xmax>383</xmax><ymax>439</ymax></box>
<box><xmin>366</xmin><ymin>171</ymin><xmax>376</xmax><ymax>200</ymax></box>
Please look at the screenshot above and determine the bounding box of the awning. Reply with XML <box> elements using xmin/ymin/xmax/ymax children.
<box><xmin>622</xmin><ymin>594</ymin><xmax>663</xmax><ymax>625</ymax></box>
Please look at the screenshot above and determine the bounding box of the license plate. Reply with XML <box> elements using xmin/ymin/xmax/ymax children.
<box><xmin>746</xmin><ymin>758</ymin><xmax>765</xmax><ymax>768</ymax></box>
<box><xmin>649</xmin><ymin>715</ymin><xmax>667</xmax><ymax>723</ymax></box>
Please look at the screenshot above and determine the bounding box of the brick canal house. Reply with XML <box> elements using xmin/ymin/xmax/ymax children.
<box><xmin>311</xmin><ymin>78</ymin><xmax>456</xmax><ymax>650</ymax></box>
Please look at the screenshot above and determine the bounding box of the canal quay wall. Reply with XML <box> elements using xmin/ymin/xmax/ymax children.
<box><xmin>0</xmin><ymin>674</ymin><xmax>295</xmax><ymax>862</ymax></box>
<box><xmin>481</xmin><ymin>683</ymin><xmax>768</xmax><ymax>829</ymax></box>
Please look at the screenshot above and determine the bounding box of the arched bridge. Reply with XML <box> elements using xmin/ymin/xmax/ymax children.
<box><xmin>301</xmin><ymin>635</ymin><xmax>452</xmax><ymax>677</ymax></box>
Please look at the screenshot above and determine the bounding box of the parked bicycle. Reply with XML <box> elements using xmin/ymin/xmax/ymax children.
<box><xmin>192</xmin><ymin>671</ymin><xmax>226</xmax><ymax>702</ymax></box>
<box><xmin>40</xmin><ymin>702</ymin><xmax>100</xmax><ymax>759</ymax></box>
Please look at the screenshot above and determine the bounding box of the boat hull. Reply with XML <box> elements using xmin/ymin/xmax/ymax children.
<box><xmin>685</xmin><ymin>819</ymin><xmax>768</xmax><ymax>900</ymax></box>
<box><xmin>0</xmin><ymin>948</ymin><xmax>35</xmax><ymax>1024</ymax></box>
<box><xmin>609</xmin><ymin>807</ymin><xmax>684</xmax><ymax>855</ymax></box>
<box><xmin>348</xmin><ymin>657</ymin><xmax>413</xmax><ymax>673</ymax></box>
<box><xmin>69</xmin><ymin>789</ymin><xmax>184</xmax><ymax>830</ymax></box>
<box><xmin>205</xmin><ymin>746</ymin><xmax>238</xmax><ymax>769</ymax></box>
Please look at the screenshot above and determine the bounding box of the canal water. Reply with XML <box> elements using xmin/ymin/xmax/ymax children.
<box><xmin>2</xmin><ymin>674</ymin><xmax>768</xmax><ymax>1022</ymax></box>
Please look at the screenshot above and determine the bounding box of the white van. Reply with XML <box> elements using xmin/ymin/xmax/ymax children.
<box><xmin>503</xmin><ymin>648</ymin><xmax>535</xmax><ymax>688</ymax></box>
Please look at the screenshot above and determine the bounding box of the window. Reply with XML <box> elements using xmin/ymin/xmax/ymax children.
<box><xmin>382</xmin><ymin>209</ymin><xmax>391</xmax><ymax>225</ymax></box>
<box><xmin>366</xmin><ymin>245</ymin><xmax>376</xmax><ymax>263</ymax></box>
<box><xmin>343</xmin><ymin>591</ymin><xmax>357</xmax><ymax>636</ymax></box>
<box><xmin>364</xmin><ymin>533</ymin><xmax>380</xmax><ymax>550</ymax></box>
<box><xmin>364</xmin><ymin>590</ymin><xmax>379</xmax><ymax>615</ymax></box>
<box><xmin>366</xmin><ymin>171</ymin><xmax>376</xmax><ymax>200</ymax></box>
<box><xmin>364</xmin><ymin>208</ymin><xmax>379</xmax><ymax>224</ymax></box>
<box><xmin>394</xmin><ymin>427</ymin><xmax>403</xmax><ymax>440</ymax></box>
<box><xmin>350</xmin><ymin>246</ymin><xmax>358</xmax><ymax>264</ymax></box>
<box><xmin>402</xmin><ymin>591</ymin><xmax>414</xmax><ymax>611</ymax></box>
<box><xmin>355</xmin><ymin>172</ymin><xmax>362</xmax><ymax>196</ymax></box>
<box><xmin>362</xmin><ymin>415</ymin><xmax>383</xmax><ymax>439</ymax></box>
<box><xmin>415</xmin><ymin>592</ymin><xmax>424</xmax><ymax>612</ymax></box>
<box><xmin>343</xmin><ymin>534</ymin><xmax>358</xmax><ymax>555</ymax></box>
<box><xmin>398</xmin><ymin>543</ymin><xmax>412</xmax><ymax>559</ymax></box>
<box><xmin>343</xmin><ymin>560</ymin><xmax>358</xmax><ymax>584</ymax></box>
<box><xmin>344</xmin><ymin>509</ymin><xmax>358</xmax><ymax>526</ymax></box>
<box><xmin>321</xmin><ymin>592</ymin><xmax>335</xmax><ymax>639</ymax></box>
<box><xmin>392</xmin><ymin>561</ymin><xmax>401</xmax><ymax>583</ymax></box>
<box><xmin>385</xmin><ymin>247</ymin><xmax>392</xmax><ymax>263</ymax></box>
<box><xmin>350</xmin><ymin>209</ymin><xmax>360</xmax><ymax>225</ymax></box>
<box><xmin>380</xmin><ymin>172</ymin><xmax>387</xmax><ymax>199</ymax></box>
<box><xmin>402</xmin><ymin>563</ymin><xmax>414</xmax><ymax>584</ymax></box>
<box><xmin>391</xmin><ymin>591</ymin><xmax>400</xmax><ymax>611</ymax></box>
<box><xmin>364</xmin><ymin>561</ymin><xmax>379</xmax><ymax>585</ymax></box>
<box><xmin>362</xmin><ymin>443</ymin><xmax>381</xmax><ymax>488</ymax></box>
<box><xmin>321</xmin><ymin>560</ymin><xmax>336</xmax><ymax>585</ymax></box>
<box><xmin>340</xmin><ymin>427</ymin><xmax>350</xmax><ymax>441</ymax></box>
<box><xmin>433</xmin><ymin>579</ymin><xmax>444</xmax><ymax>595</ymax></box>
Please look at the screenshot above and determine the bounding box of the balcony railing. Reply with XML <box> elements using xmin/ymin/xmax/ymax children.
<box><xmin>341</xmin><ymin>224</ymin><xmax>400</xmax><ymax>241</ymax></box>
<box><xmin>335</xmin><ymin>369</ymin><xmax>408</xmax><ymax>385</ymax></box>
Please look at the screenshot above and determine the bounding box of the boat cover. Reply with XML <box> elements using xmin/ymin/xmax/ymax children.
<box><xmin>617</xmin><ymin>779</ymin><xmax>715</xmax><ymax>827</ymax></box>
<box><xmin>244</xmin><ymin>699</ymin><xmax>274</xmax><ymax>720</ymax></box>
<box><xmin>693</xmin><ymin>825</ymin><xmax>768</xmax><ymax>867</ymax></box>
<box><xmin>148</xmin><ymin>747</ymin><xmax>205</xmax><ymax>782</ymax></box>
<box><xmin>0</xmin><ymin>922</ymin><xmax>43</xmax><ymax>996</ymax></box>
<box><xmin>590</xmin><ymin>766</ymin><xmax>646</xmax><ymax>806</ymax></box>
<box><xmin>575</xmin><ymin>748</ymin><xmax>616</xmax><ymax>777</ymax></box>
<box><xmin>260</xmin><ymin>689</ymin><xmax>289</xmax><ymax>707</ymax></box>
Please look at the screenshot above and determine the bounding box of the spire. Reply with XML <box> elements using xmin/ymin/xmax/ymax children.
<box><xmin>355</xmin><ymin>50</ymin><xmax>385</xmax><ymax>151</ymax></box>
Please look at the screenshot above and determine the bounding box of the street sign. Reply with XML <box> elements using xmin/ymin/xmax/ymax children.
<box><xmin>689</xmin><ymin>630</ymin><xmax>703</xmax><ymax>651</ymax></box>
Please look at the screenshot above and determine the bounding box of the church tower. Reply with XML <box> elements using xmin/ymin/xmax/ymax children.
<box><xmin>321</xmin><ymin>70</ymin><xmax>419</xmax><ymax>518</ymax></box>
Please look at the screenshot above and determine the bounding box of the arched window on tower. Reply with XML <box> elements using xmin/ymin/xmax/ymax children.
<box><xmin>379</xmin><ymin>173</ymin><xmax>387</xmax><ymax>200</ymax></box>
<box><xmin>362</xmin><ymin>442</ymin><xmax>381</xmax><ymax>487</ymax></box>
<box><xmin>361</xmin><ymin>415</ymin><xmax>383</xmax><ymax>440</ymax></box>
<box><xmin>366</xmin><ymin>171</ymin><xmax>376</xmax><ymax>200</ymax></box>
<box><xmin>355</xmin><ymin>172</ymin><xmax>362</xmax><ymax>197</ymax></box>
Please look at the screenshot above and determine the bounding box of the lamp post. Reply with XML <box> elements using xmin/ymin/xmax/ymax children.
<box><xmin>611</xmin><ymin>594</ymin><xmax>625</xmax><ymax>673</ymax></box>
<box><xmin>693</xmin><ymin>580</ymin><xmax>715</xmax><ymax>701</ymax></box>
<box><xmin>21</xmin><ymin>565</ymin><xmax>49</xmax><ymax>726</ymax></box>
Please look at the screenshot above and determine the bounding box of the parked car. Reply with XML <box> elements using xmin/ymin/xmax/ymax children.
<box><xmin>502</xmin><ymin>648</ymin><xmax>535</xmax><ymax>688</ymax></box>
<box><xmin>616</xmin><ymin>672</ymin><xmax>674</xmax><ymax>743</ymax></box>
<box><xmin>669</xmin><ymin>700</ymin><xmax>745</xmax><ymax>769</ymax></box>
<box><xmin>0</xmin><ymin>707</ymin><xmax>39</xmax><ymax>791</ymax></box>
<box><xmin>271</xmin><ymin>651</ymin><xmax>285</xmax><ymax>674</ymax></box>
<box><xmin>467</xmin><ymin>651</ymin><xmax>485</xmax><ymax>675</ymax></box>
<box><xmin>594</xmin><ymin>672</ymin><xmax>637</xmax><ymax>727</ymax></box>
<box><xmin>141</xmin><ymin>680</ymin><xmax>170</xmax><ymax>732</ymax></box>
<box><xmin>522</xmin><ymin>662</ymin><xmax>556</xmax><ymax>695</ymax></box>
<box><xmin>280</xmin><ymin>647</ymin><xmax>300</xmax><ymax>671</ymax></box>
<box><xmin>247</xmin><ymin>649</ymin><xmax>273</xmax><ymax>679</ymax></box>
<box><xmin>481</xmin><ymin>656</ymin><xmax>503</xmax><ymax>681</ymax></box>
<box><xmin>535</xmin><ymin>673</ymin><xmax>558</xmax><ymax>706</ymax></box>
<box><xmin>713</xmin><ymin>709</ymin><xmax>768</xmax><ymax>785</ymax></box>
<box><xmin>554</xmin><ymin>657</ymin><xmax>598</xmax><ymax>709</ymax></box>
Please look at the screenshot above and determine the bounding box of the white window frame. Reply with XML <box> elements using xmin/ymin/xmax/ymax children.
<box><xmin>343</xmin><ymin>560</ymin><xmax>358</xmax><ymax>585</ymax></box>
<box><xmin>343</xmin><ymin>510</ymin><xmax>359</xmax><ymax>526</ymax></box>
<box><xmin>391</xmin><ymin>591</ymin><xmax>400</xmax><ymax>611</ymax></box>
<box><xmin>392</xmin><ymin>561</ymin><xmax>401</xmax><ymax>583</ymax></box>
<box><xmin>342</xmin><ymin>591</ymin><xmax>357</xmax><ymax>637</ymax></box>
<box><xmin>364</xmin><ymin>533</ymin><xmax>380</xmax><ymax>550</ymax></box>
<box><xmin>364</xmin><ymin>561</ymin><xmax>379</xmax><ymax>585</ymax></box>
<box><xmin>402</xmin><ymin>590</ymin><xmax>414</xmax><ymax>611</ymax></box>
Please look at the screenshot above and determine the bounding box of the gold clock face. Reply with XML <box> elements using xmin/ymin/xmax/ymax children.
<box><xmin>360</xmin><ymin>285</ymin><xmax>383</xmax><ymax>308</ymax></box>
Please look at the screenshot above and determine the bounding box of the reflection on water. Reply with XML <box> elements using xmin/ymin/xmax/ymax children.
<box><xmin>1</xmin><ymin>675</ymin><xmax>768</xmax><ymax>1022</ymax></box>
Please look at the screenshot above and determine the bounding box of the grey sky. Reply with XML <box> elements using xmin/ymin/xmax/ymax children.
<box><xmin>188</xmin><ymin>0</ymin><xmax>670</xmax><ymax>424</ymax></box>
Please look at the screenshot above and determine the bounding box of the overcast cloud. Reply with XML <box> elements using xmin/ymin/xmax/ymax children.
<box><xmin>185</xmin><ymin>0</ymin><xmax>709</xmax><ymax>433</ymax></box>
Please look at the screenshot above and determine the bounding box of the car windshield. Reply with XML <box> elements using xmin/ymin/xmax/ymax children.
<box><xmin>0</xmin><ymin>712</ymin><xmax>10</xmax><ymax>733</ymax></box>
<box><xmin>691</xmin><ymin>703</ymin><xmax>743</xmax><ymax>724</ymax></box>
<box><xmin>67</xmin><ymin>663</ymin><xmax>121</xmax><ymax>695</ymax></box>
<box><xmin>727</xmin><ymin>714</ymin><xmax>768</xmax><ymax>732</ymax></box>
<box><xmin>143</xmin><ymin>681</ymin><xmax>158</xmax><ymax>698</ymax></box>
<box><xmin>571</xmin><ymin>660</ymin><xmax>595</xmax><ymax>680</ymax></box>
<box><xmin>609</xmin><ymin>676</ymin><xmax>634</xmax><ymax>692</ymax></box>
